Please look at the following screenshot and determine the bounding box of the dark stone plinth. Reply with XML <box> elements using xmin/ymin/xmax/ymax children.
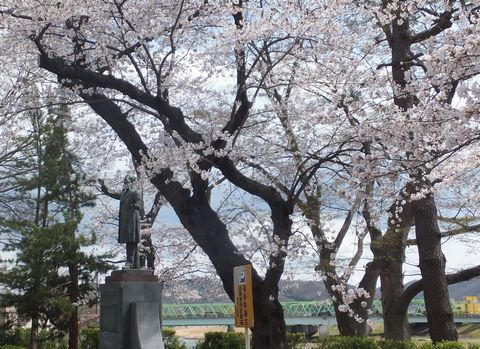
<box><xmin>99</xmin><ymin>270</ymin><xmax>164</xmax><ymax>349</ymax></box>
<box><xmin>130</xmin><ymin>302</ymin><xmax>164</xmax><ymax>348</ymax></box>
<box><xmin>106</xmin><ymin>269</ymin><xmax>159</xmax><ymax>283</ymax></box>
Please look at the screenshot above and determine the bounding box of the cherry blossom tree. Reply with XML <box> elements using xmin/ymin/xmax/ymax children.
<box><xmin>343</xmin><ymin>0</ymin><xmax>480</xmax><ymax>341</ymax></box>
<box><xmin>1</xmin><ymin>1</ymin><xmax>480</xmax><ymax>345</ymax></box>
<box><xmin>0</xmin><ymin>2</ymin><xmax>304</xmax><ymax>347</ymax></box>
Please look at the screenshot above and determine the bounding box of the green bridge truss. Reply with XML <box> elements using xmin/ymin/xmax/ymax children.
<box><xmin>162</xmin><ymin>299</ymin><xmax>428</xmax><ymax>319</ymax></box>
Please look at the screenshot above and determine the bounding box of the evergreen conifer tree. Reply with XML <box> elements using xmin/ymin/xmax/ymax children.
<box><xmin>0</xmin><ymin>92</ymin><xmax>111</xmax><ymax>349</ymax></box>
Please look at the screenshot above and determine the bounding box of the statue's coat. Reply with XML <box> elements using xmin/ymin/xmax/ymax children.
<box><xmin>118</xmin><ymin>188</ymin><xmax>141</xmax><ymax>243</ymax></box>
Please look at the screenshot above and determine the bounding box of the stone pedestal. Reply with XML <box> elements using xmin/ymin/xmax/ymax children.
<box><xmin>99</xmin><ymin>270</ymin><xmax>164</xmax><ymax>349</ymax></box>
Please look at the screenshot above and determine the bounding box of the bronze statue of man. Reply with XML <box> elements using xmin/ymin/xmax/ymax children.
<box><xmin>118</xmin><ymin>175</ymin><xmax>142</xmax><ymax>269</ymax></box>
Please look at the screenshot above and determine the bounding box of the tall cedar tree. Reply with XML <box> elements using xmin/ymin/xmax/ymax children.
<box><xmin>0</xmin><ymin>97</ymin><xmax>111</xmax><ymax>349</ymax></box>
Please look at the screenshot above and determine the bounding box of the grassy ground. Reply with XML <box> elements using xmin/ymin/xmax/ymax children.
<box><xmin>172</xmin><ymin>323</ymin><xmax>480</xmax><ymax>344</ymax></box>
<box><xmin>370</xmin><ymin>323</ymin><xmax>480</xmax><ymax>344</ymax></box>
<box><xmin>173</xmin><ymin>325</ymin><xmax>243</xmax><ymax>340</ymax></box>
<box><xmin>453</xmin><ymin>324</ymin><xmax>480</xmax><ymax>345</ymax></box>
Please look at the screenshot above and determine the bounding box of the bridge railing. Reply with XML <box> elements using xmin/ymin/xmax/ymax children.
<box><xmin>162</xmin><ymin>299</ymin><xmax>478</xmax><ymax>320</ymax></box>
<box><xmin>162</xmin><ymin>300</ymin><xmax>367</xmax><ymax>319</ymax></box>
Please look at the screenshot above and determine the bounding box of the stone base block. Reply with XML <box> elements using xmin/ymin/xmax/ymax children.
<box><xmin>99</xmin><ymin>270</ymin><xmax>164</xmax><ymax>349</ymax></box>
<box><xmin>130</xmin><ymin>302</ymin><xmax>164</xmax><ymax>349</ymax></box>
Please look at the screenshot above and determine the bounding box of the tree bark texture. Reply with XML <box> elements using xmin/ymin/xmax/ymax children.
<box><xmin>319</xmin><ymin>252</ymin><xmax>359</xmax><ymax>337</ymax></box>
<box><xmin>374</xmin><ymin>15</ymin><xmax>416</xmax><ymax>340</ymax></box>
<box><xmin>376</xmin><ymin>226</ymin><xmax>410</xmax><ymax>340</ymax></box>
<box><xmin>320</xmin><ymin>247</ymin><xmax>378</xmax><ymax>337</ymax></box>
<box><xmin>386</xmin><ymin>6</ymin><xmax>458</xmax><ymax>342</ymax></box>
<box><xmin>184</xmin><ymin>203</ymin><xmax>288</xmax><ymax>348</ymax></box>
<box><xmin>380</xmin><ymin>257</ymin><xmax>410</xmax><ymax>340</ymax></box>
<box><xmin>151</xmin><ymin>176</ymin><xmax>290</xmax><ymax>349</ymax></box>
<box><xmin>377</xmin><ymin>235</ymin><xmax>410</xmax><ymax>340</ymax></box>
<box><xmin>28</xmin><ymin>315</ymin><xmax>39</xmax><ymax>349</ymax></box>
<box><xmin>68</xmin><ymin>262</ymin><xmax>80</xmax><ymax>349</ymax></box>
<box><xmin>373</xmin><ymin>193</ymin><xmax>414</xmax><ymax>340</ymax></box>
<box><xmin>414</xmin><ymin>193</ymin><xmax>458</xmax><ymax>342</ymax></box>
<box><xmin>307</xmin><ymin>192</ymin><xmax>376</xmax><ymax>337</ymax></box>
<box><xmin>351</xmin><ymin>261</ymin><xmax>380</xmax><ymax>337</ymax></box>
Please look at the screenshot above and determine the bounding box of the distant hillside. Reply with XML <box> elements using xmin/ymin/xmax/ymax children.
<box><xmin>413</xmin><ymin>276</ymin><xmax>480</xmax><ymax>300</ymax></box>
<box><xmin>375</xmin><ymin>276</ymin><xmax>480</xmax><ymax>301</ymax></box>
<box><xmin>278</xmin><ymin>280</ymin><xmax>329</xmax><ymax>301</ymax></box>
<box><xmin>162</xmin><ymin>278</ymin><xmax>330</xmax><ymax>304</ymax></box>
<box><xmin>448</xmin><ymin>277</ymin><xmax>480</xmax><ymax>299</ymax></box>
<box><xmin>163</xmin><ymin>276</ymin><xmax>480</xmax><ymax>304</ymax></box>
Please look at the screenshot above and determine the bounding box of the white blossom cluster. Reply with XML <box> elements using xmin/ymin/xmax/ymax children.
<box><xmin>1</xmin><ymin>0</ymin><xmax>480</xmax><ymax>333</ymax></box>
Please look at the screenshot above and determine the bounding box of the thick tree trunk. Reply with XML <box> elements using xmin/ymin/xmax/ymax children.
<box><xmin>68</xmin><ymin>262</ymin><xmax>80</xmax><ymax>349</ymax></box>
<box><xmin>324</xmin><ymin>282</ymin><xmax>376</xmax><ymax>337</ymax></box>
<box><xmin>372</xmin><ymin>7</ymin><xmax>416</xmax><ymax>343</ymax></box>
<box><xmin>321</xmin><ymin>263</ymin><xmax>366</xmax><ymax>335</ymax></box>
<box><xmin>308</xmin><ymin>191</ymin><xmax>376</xmax><ymax>337</ymax></box>
<box><xmin>333</xmin><ymin>305</ymin><xmax>358</xmax><ymax>336</ymax></box>
<box><xmin>414</xmin><ymin>193</ymin><xmax>458</xmax><ymax>342</ymax></box>
<box><xmin>321</xmin><ymin>264</ymin><xmax>358</xmax><ymax>336</ymax></box>
<box><xmin>333</xmin><ymin>298</ymin><xmax>373</xmax><ymax>337</ymax></box>
<box><xmin>351</xmin><ymin>261</ymin><xmax>380</xmax><ymax>337</ymax></box>
<box><xmin>375</xmin><ymin>224</ymin><xmax>412</xmax><ymax>340</ymax></box>
<box><xmin>373</xmin><ymin>189</ymin><xmax>415</xmax><ymax>340</ymax></box>
<box><xmin>375</xmin><ymin>223</ymin><xmax>411</xmax><ymax>340</ymax></box>
<box><xmin>251</xmin><ymin>279</ymin><xmax>287</xmax><ymax>348</ymax></box>
<box><xmin>155</xmin><ymin>179</ymin><xmax>289</xmax><ymax>349</ymax></box>
<box><xmin>380</xmin><ymin>258</ymin><xmax>410</xmax><ymax>340</ymax></box>
<box><xmin>320</xmin><ymin>250</ymin><xmax>378</xmax><ymax>336</ymax></box>
<box><xmin>29</xmin><ymin>315</ymin><xmax>39</xmax><ymax>349</ymax></box>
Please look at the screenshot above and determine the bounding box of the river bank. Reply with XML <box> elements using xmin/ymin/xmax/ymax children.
<box><xmin>173</xmin><ymin>325</ymin><xmax>243</xmax><ymax>348</ymax></box>
<box><xmin>172</xmin><ymin>324</ymin><xmax>480</xmax><ymax>348</ymax></box>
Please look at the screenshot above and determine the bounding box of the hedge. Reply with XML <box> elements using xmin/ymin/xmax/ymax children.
<box><xmin>316</xmin><ymin>337</ymin><xmax>480</xmax><ymax>349</ymax></box>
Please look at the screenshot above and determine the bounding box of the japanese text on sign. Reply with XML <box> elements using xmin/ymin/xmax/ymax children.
<box><xmin>234</xmin><ymin>265</ymin><xmax>254</xmax><ymax>328</ymax></box>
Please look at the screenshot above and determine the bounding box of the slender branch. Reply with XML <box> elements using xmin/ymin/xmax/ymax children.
<box><xmin>241</xmin><ymin>159</ymin><xmax>290</xmax><ymax>195</ymax></box>
<box><xmin>334</xmin><ymin>195</ymin><xmax>362</xmax><ymax>250</ymax></box>
<box><xmin>342</xmin><ymin>232</ymin><xmax>365</xmax><ymax>282</ymax></box>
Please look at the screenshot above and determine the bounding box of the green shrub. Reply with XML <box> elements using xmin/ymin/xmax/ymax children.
<box><xmin>195</xmin><ymin>332</ymin><xmax>244</xmax><ymax>349</ymax></box>
<box><xmin>417</xmin><ymin>342</ymin><xmax>476</xmax><ymax>349</ymax></box>
<box><xmin>162</xmin><ymin>328</ymin><xmax>186</xmax><ymax>349</ymax></box>
<box><xmin>37</xmin><ymin>330</ymin><xmax>67</xmax><ymax>349</ymax></box>
<box><xmin>378</xmin><ymin>339</ymin><xmax>417</xmax><ymax>349</ymax></box>
<box><xmin>316</xmin><ymin>338</ymin><xmax>475</xmax><ymax>349</ymax></box>
<box><xmin>0</xmin><ymin>326</ymin><xmax>28</xmax><ymax>347</ymax></box>
<box><xmin>78</xmin><ymin>326</ymin><xmax>183</xmax><ymax>349</ymax></box>
<box><xmin>0</xmin><ymin>321</ymin><xmax>18</xmax><ymax>346</ymax></box>
<box><xmin>2</xmin><ymin>329</ymin><xmax>67</xmax><ymax>349</ymax></box>
<box><xmin>0</xmin><ymin>327</ymin><xmax>29</xmax><ymax>348</ymax></box>
<box><xmin>430</xmin><ymin>342</ymin><xmax>468</xmax><ymax>349</ymax></box>
<box><xmin>38</xmin><ymin>340</ymin><xmax>67</xmax><ymax>349</ymax></box>
<box><xmin>80</xmin><ymin>327</ymin><xmax>99</xmax><ymax>349</ymax></box>
<box><xmin>12</xmin><ymin>329</ymin><xmax>29</xmax><ymax>348</ymax></box>
<box><xmin>467</xmin><ymin>345</ymin><xmax>480</xmax><ymax>349</ymax></box>
<box><xmin>0</xmin><ymin>327</ymin><xmax>65</xmax><ymax>349</ymax></box>
<box><xmin>317</xmin><ymin>336</ymin><xmax>378</xmax><ymax>349</ymax></box>
<box><xmin>287</xmin><ymin>332</ymin><xmax>307</xmax><ymax>349</ymax></box>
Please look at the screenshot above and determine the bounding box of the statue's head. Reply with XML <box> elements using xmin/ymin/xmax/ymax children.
<box><xmin>123</xmin><ymin>175</ymin><xmax>136</xmax><ymax>190</ymax></box>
